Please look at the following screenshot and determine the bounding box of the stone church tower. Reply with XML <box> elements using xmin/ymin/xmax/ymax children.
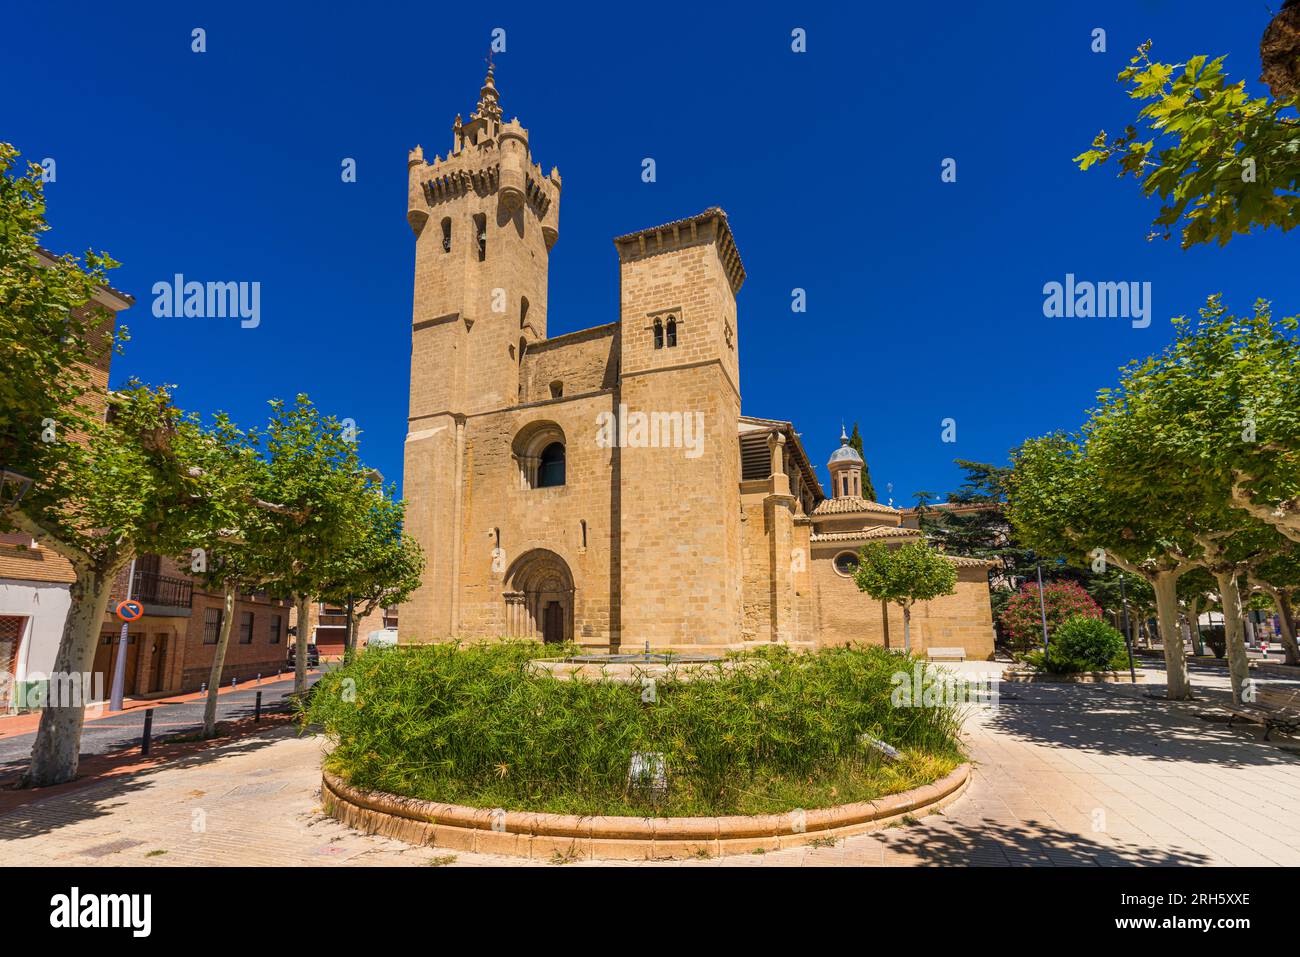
<box><xmin>397</xmin><ymin>63</ymin><xmax>995</xmax><ymax>659</ymax></box>
<box><xmin>402</xmin><ymin>63</ymin><xmax>562</xmax><ymax>639</ymax></box>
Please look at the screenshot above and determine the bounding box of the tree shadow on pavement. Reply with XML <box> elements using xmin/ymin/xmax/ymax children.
<box><xmin>981</xmin><ymin>682</ymin><xmax>1299</xmax><ymax>769</ymax></box>
<box><xmin>869</xmin><ymin>816</ymin><xmax>1214</xmax><ymax>866</ymax></box>
<box><xmin>0</xmin><ymin>723</ymin><xmax>302</xmax><ymax>841</ymax></box>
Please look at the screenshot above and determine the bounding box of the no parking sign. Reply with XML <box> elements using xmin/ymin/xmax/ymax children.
<box><xmin>115</xmin><ymin>599</ymin><xmax>143</xmax><ymax>622</ymax></box>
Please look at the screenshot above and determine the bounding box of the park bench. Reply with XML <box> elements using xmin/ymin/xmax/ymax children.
<box><xmin>927</xmin><ymin>647</ymin><xmax>966</xmax><ymax>662</ymax></box>
<box><xmin>1223</xmin><ymin>686</ymin><xmax>1300</xmax><ymax>741</ymax></box>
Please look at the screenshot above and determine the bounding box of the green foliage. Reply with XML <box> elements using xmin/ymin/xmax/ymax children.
<box><xmin>169</xmin><ymin>412</ymin><xmax>273</xmax><ymax>592</ymax></box>
<box><xmin>7</xmin><ymin>381</ymin><xmax>210</xmax><ymax>569</ymax></box>
<box><xmin>246</xmin><ymin>396</ymin><xmax>375</xmax><ymax>598</ymax></box>
<box><xmin>307</xmin><ymin>642</ymin><xmax>965</xmax><ymax>816</ymax></box>
<box><xmin>848</xmin><ymin>422</ymin><xmax>876</xmax><ymax>500</ymax></box>
<box><xmin>1075</xmin><ymin>43</ymin><xmax>1300</xmax><ymax>248</ymax></box>
<box><xmin>1047</xmin><ymin>616</ymin><xmax>1129</xmax><ymax>671</ymax></box>
<box><xmin>998</xmin><ymin>581</ymin><xmax>1102</xmax><ymax>652</ymax></box>
<box><xmin>0</xmin><ymin>142</ymin><xmax>128</xmax><ymax>472</ymax></box>
<box><xmin>1104</xmin><ymin>296</ymin><xmax>1299</xmax><ymax>546</ymax></box>
<box><xmin>319</xmin><ymin>487</ymin><xmax>425</xmax><ymax>651</ymax></box>
<box><xmin>853</xmin><ymin>540</ymin><xmax>958</xmax><ymax>609</ymax></box>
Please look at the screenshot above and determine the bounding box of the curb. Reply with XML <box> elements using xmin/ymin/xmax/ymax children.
<box><xmin>320</xmin><ymin>763</ymin><xmax>971</xmax><ymax>860</ymax></box>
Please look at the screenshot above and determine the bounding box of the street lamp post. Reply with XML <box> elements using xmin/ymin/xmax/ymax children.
<box><xmin>1119</xmin><ymin>573</ymin><xmax>1136</xmax><ymax>683</ymax></box>
<box><xmin>1036</xmin><ymin>562</ymin><xmax>1050</xmax><ymax>660</ymax></box>
<box><xmin>109</xmin><ymin>557</ymin><xmax>137</xmax><ymax>712</ymax></box>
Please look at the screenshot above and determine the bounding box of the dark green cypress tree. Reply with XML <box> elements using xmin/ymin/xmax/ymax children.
<box><xmin>848</xmin><ymin>422</ymin><xmax>877</xmax><ymax>500</ymax></box>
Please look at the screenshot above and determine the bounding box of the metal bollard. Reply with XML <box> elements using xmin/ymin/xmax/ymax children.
<box><xmin>254</xmin><ymin>690</ymin><xmax>263</xmax><ymax>723</ymax></box>
<box><xmin>141</xmin><ymin>709</ymin><xmax>154</xmax><ymax>756</ymax></box>
<box><xmin>231</xmin><ymin>676</ymin><xmax>238</xmax><ymax>688</ymax></box>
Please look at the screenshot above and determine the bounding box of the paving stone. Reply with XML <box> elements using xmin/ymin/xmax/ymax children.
<box><xmin>0</xmin><ymin>665</ymin><xmax>1296</xmax><ymax>867</ymax></box>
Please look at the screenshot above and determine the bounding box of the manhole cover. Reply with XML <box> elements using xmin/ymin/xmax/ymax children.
<box><xmin>222</xmin><ymin>781</ymin><xmax>287</xmax><ymax>799</ymax></box>
<box><xmin>80</xmin><ymin>838</ymin><xmax>145</xmax><ymax>859</ymax></box>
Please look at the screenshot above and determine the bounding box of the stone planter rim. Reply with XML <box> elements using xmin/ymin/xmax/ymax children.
<box><xmin>321</xmin><ymin>763</ymin><xmax>970</xmax><ymax>859</ymax></box>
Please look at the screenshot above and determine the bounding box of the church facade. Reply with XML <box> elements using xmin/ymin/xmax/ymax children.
<box><xmin>400</xmin><ymin>66</ymin><xmax>994</xmax><ymax>659</ymax></box>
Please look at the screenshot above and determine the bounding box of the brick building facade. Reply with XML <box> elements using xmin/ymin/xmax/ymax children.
<box><xmin>399</xmin><ymin>66</ymin><xmax>995</xmax><ymax>659</ymax></box>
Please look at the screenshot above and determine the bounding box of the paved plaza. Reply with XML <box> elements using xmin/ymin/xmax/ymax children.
<box><xmin>1</xmin><ymin>662</ymin><xmax>1298</xmax><ymax>867</ymax></box>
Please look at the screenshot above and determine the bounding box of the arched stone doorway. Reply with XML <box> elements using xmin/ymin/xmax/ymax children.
<box><xmin>504</xmin><ymin>549</ymin><xmax>574</xmax><ymax>644</ymax></box>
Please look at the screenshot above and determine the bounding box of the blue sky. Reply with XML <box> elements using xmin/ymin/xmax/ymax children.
<box><xmin>7</xmin><ymin>1</ymin><xmax>1296</xmax><ymax>505</ymax></box>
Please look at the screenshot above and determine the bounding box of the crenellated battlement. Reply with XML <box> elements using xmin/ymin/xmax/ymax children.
<box><xmin>410</xmin><ymin>154</ymin><xmax>556</xmax><ymax>221</ymax></box>
<box><xmin>406</xmin><ymin>67</ymin><xmax>559</xmax><ymax>241</ymax></box>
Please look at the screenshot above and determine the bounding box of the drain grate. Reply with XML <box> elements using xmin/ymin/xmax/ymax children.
<box><xmin>79</xmin><ymin>838</ymin><xmax>146</xmax><ymax>859</ymax></box>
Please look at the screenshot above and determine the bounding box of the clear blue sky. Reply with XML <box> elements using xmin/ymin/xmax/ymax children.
<box><xmin>7</xmin><ymin>1</ymin><xmax>1296</xmax><ymax>505</ymax></box>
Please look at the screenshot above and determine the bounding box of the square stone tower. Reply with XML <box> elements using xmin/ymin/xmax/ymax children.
<box><xmin>612</xmin><ymin>210</ymin><xmax>746</xmax><ymax>647</ymax></box>
<box><xmin>402</xmin><ymin>64</ymin><xmax>562</xmax><ymax>639</ymax></box>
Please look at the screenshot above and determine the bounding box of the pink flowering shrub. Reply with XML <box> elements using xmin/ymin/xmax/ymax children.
<box><xmin>998</xmin><ymin>581</ymin><xmax>1101</xmax><ymax>652</ymax></box>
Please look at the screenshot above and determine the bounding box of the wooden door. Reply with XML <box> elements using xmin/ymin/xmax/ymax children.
<box><xmin>150</xmin><ymin>635</ymin><xmax>168</xmax><ymax>693</ymax></box>
<box><xmin>543</xmin><ymin>601</ymin><xmax>564</xmax><ymax>644</ymax></box>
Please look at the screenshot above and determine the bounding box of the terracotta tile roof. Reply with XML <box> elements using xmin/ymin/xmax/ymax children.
<box><xmin>811</xmin><ymin>496</ymin><xmax>899</xmax><ymax>516</ymax></box>
<box><xmin>810</xmin><ymin>526</ymin><xmax>920</xmax><ymax>543</ymax></box>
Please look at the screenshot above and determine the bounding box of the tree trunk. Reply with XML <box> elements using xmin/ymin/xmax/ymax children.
<box><xmin>1188</xmin><ymin>598</ymin><xmax>1204</xmax><ymax>657</ymax></box>
<box><xmin>902</xmin><ymin>603</ymin><xmax>912</xmax><ymax>653</ymax></box>
<box><xmin>1213</xmin><ymin>569</ymin><xmax>1252</xmax><ymax>703</ymax></box>
<box><xmin>344</xmin><ymin>594</ymin><xmax>356</xmax><ymax>658</ymax></box>
<box><xmin>21</xmin><ymin>562</ymin><xmax>120</xmax><ymax>787</ymax></box>
<box><xmin>202</xmin><ymin>583</ymin><xmax>238</xmax><ymax>739</ymax></box>
<box><xmin>880</xmin><ymin>600</ymin><xmax>891</xmax><ymax>651</ymax></box>
<box><xmin>294</xmin><ymin>593</ymin><xmax>310</xmax><ymax>694</ymax></box>
<box><xmin>1272</xmin><ymin>590</ymin><xmax>1299</xmax><ymax>666</ymax></box>
<box><xmin>1153</xmin><ymin>573</ymin><xmax>1192</xmax><ymax>700</ymax></box>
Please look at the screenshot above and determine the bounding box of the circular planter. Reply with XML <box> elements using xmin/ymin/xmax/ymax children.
<box><xmin>320</xmin><ymin>763</ymin><xmax>970</xmax><ymax>860</ymax></box>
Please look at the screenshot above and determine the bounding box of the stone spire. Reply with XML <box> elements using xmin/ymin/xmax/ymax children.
<box><xmin>474</xmin><ymin>57</ymin><xmax>502</xmax><ymax>125</ymax></box>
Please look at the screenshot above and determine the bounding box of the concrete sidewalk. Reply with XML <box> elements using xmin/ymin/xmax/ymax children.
<box><xmin>2</xmin><ymin>664</ymin><xmax>1298</xmax><ymax>867</ymax></box>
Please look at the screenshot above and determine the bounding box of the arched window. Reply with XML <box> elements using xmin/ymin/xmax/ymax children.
<box><xmin>537</xmin><ymin>442</ymin><xmax>566</xmax><ymax>488</ymax></box>
<box><xmin>513</xmin><ymin>421</ymin><xmax>565</xmax><ymax>489</ymax></box>
<box><xmin>441</xmin><ymin>218</ymin><xmax>452</xmax><ymax>253</ymax></box>
<box><xmin>666</xmin><ymin>317</ymin><xmax>677</xmax><ymax>347</ymax></box>
<box><xmin>653</xmin><ymin>319</ymin><xmax>664</xmax><ymax>350</ymax></box>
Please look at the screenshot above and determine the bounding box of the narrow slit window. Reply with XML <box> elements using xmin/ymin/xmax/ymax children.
<box><xmin>666</xmin><ymin>317</ymin><xmax>677</xmax><ymax>347</ymax></box>
<box><xmin>441</xmin><ymin>217</ymin><xmax>452</xmax><ymax>253</ymax></box>
<box><xmin>474</xmin><ymin>213</ymin><xmax>486</xmax><ymax>261</ymax></box>
<box><xmin>653</xmin><ymin>319</ymin><xmax>664</xmax><ymax>350</ymax></box>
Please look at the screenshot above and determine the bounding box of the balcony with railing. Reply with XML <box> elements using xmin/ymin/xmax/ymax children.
<box><xmin>129</xmin><ymin>570</ymin><xmax>194</xmax><ymax>615</ymax></box>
